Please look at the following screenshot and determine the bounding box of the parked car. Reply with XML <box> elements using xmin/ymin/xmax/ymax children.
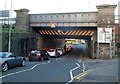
<box><xmin>66</xmin><ymin>46</ymin><xmax>73</xmax><ymax>53</ymax></box>
<box><xmin>28</xmin><ymin>50</ymin><xmax>50</xmax><ymax>61</ymax></box>
<box><xmin>47</xmin><ymin>49</ymin><xmax>60</xmax><ymax>58</ymax></box>
<box><xmin>0</xmin><ymin>52</ymin><xmax>26</xmax><ymax>72</ymax></box>
<box><xmin>56</xmin><ymin>48</ymin><xmax>65</xmax><ymax>55</ymax></box>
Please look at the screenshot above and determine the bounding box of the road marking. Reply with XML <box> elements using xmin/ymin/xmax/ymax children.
<box><xmin>0</xmin><ymin>69</ymin><xmax>30</xmax><ymax>79</ymax></box>
<box><xmin>47</xmin><ymin>60</ymin><xmax>50</xmax><ymax>63</ymax></box>
<box><xmin>82</xmin><ymin>62</ymin><xmax>85</xmax><ymax>72</ymax></box>
<box><xmin>74</xmin><ymin>69</ymin><xmax>94</xmax><ymax>80</ymax></box>
<box><xmin>74</xmin><ymin>67</ymin><xmax>101</xmax><ymax>81</ymax></box>
<box><xmin>66</xmin><ymin>62</ymin><xmax>81</xmax><ymax>84</ymax></box>
<box><xmin>57</xmin><ymin>58</ymin><xmax>61</xmax><ymax>60</ymax></box>
<box><xmin>0</xmin><ymin>61</ymin><xmax>51</xmax><ymax>79</ymax></box>
<box><xmin>77</xmin><ymin>60</ymin><xmax>81</xmax><ymax>63</ymax></box>
<box><xmin>30</xmin><ymin>63</ymin><xmax>41</xmax><ymax>70</ymax></box>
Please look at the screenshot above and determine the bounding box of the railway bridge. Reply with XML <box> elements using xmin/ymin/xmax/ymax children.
<box><xmin>15</xmin><ymin>4</ymin><xmax>117</xmax><ymax>59</ymax></box>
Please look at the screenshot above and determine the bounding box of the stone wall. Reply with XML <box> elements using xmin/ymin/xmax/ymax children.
<box><xmin>96</xmin><ymin>4</ymin><xmax>117</xmax><ymax>59</ymax></box>
<box><xmin>2</xmin><ymin>32</ymin><xmax>37</xmax><ymax>56</ymax></box>
<box><xmin>15</xmin><ymin>9</ymin><xmax>29</xmax><ymax>32</ymax></box>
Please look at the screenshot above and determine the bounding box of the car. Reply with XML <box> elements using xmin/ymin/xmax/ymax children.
<box><xmin>28</xmin><ymin>50</ymin><xmax>50</xmax><ymax>61</ymax></box>
<box><xmin>56</xmin><ymin>48</ymin><xmax>65</xmax><ymax>55</ymax></box>
<box><xmin>47</xmin><ymin>49</ymin><xmax>60</xmax><ymax>58</ymax></box>
<box><xmin>0</xmin><ymin>52</ymin><xmax>26</xmax><ymax>72</ymax></box>
<box><xmin>65</xmin><ymin>45</ymin><xmax>73</xmax><ymax>53</ymax></box>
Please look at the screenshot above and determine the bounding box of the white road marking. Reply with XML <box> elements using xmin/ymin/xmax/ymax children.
<box><xmin>57</xmin><ymin>58</ymin><xmax>61</xmax><ymax>60</ymax></box>
<box><xmin>66</xmin><ymin>62</ymin><xmax>81</xmax><ymax>84</ymax></box>
<box><xmin>30</xmin><ymin>64</ymin><xmax>40</xmax><ymax>70</ymax></box>
<box><xmin>77</xmin><ymin>60</ymin><xmax>81</xmax><ymax>63</ymax></box>
<box><xmin>47</xmin><ymin>61</ymin><xmax>50</xmax><ymax>63</ymax></box>
<box><xmin>0</xmin><ymin>69</ymin><xmax>30</xmax><ymax>79</ymax></box>
<box><xmin>0</xmin><ymin>61</ymin><xmax>51</xmax><ymax>79</ymax></box>
<box><xmin>82</xmin><ymin>62</ymin><xmax>85</xmax><ymax>72</ymax></box>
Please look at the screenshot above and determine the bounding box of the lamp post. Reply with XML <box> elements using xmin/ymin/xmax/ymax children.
<box><xmin>107</xmin><ymin>19</ymin><xmax>112</xmax><ymax>59</ymax></box>
<box><xmin>109</xmin><ymin>37</ymin><xmax>112</xmax><ymax>59</ymax></box>
<box><xmin>8</xmin><ymin>0</ymin><xmax>12</xmax><ymax>52</ymax></box>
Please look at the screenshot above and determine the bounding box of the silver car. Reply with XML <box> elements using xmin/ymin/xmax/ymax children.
<box><xmin>56</xmin><ymin>48</ymin><xmax>65</xmax><ymax>55</ymax></box>
<box><xmin>0</xmin><ymin>52</ymin><xmax>26</xmax><ymax>72</ymax></box>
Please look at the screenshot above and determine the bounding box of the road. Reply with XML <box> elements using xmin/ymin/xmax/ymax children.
<box><xmin>1</xmin><ymin>44</ymin><xmax>118</xmax><ymax>84</ymax></box>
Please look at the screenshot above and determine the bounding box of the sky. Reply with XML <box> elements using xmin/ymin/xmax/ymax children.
<box><xmin>0</xmin><ymin>0</ymin><xmax>119</xmax><ymax>17</ymax></box>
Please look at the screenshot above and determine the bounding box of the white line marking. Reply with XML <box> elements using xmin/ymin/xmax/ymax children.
<box><xmin>42</xmin><ymin>63</ymin><xmax>47</xmax><ymax>64</ymax></box>
<box><xmin>0</xmin><ymin>69</ymin><xmax>30</xmax><ymax>79</ymax></box>
<box><xmin>57</xmin><ymin>58</ymin><xmax>61</xmax><ymax>60</ymax></box>
<box><xmin>47</xmin><ymin>61</ymin><xmax>50</xmax><ymax>63</ymax></box>
<box><xmin>42</xmin><ymin>60</ymin><xmax>51</xmax><ymax>64</ymax></box>
<box><xmin>30</xmin><ymin>64</ymin><xmax>38</xmax><ymax>70</ymax></box>
<box><xmin>77</xmin><ymin>60</ymin><xmax>81</xmax><ymax>63</ymax></box>
<box><xmin>82</xmin><ymin>62</ymin><xmax>85</xmax><ymax>72</ymax></box>
<box><xmin>0</xmin><ymin>61</ymin><xmax>51</xmax><ymax>79</ymax></box>
<box><xmin>66</xmin><ymin>63</ymin><xmax>81</xmax><ymax>84</ymax></box>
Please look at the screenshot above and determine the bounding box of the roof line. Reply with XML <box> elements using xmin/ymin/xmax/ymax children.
<box><xmin>29</xmin><ymin>11</ymin><xmax>98</xmax><ymax>15</ymax></box>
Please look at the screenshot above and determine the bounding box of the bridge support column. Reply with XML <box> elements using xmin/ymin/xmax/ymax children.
<box><xmin>90</xmin><ymin>35</ymin><xmax>97</xmax><ymax>59</ymax></box>
<box><xmin>15</xmin><ymin>9</ymin><xmax>29</xmax><ymax>31</ymax></box>
<box><xmin>96</xmin><ymin>4</ymin><xmax>117</xmax><ymax>59</ymax></box>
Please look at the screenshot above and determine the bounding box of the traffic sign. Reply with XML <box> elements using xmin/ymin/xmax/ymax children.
<box><xmin>50</xmin><ymin>22</ymin><xmax>56</xmax><ymax>28</ymax></box>
<box><xmin>97</xmin><ymin>28</ymin><xmax>112</xmax><ymax>43</ymax></box>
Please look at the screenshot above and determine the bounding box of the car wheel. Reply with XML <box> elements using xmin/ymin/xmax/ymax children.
<box><xmin>40</xmin><ymin>57</ymin><xmax>43</xmax><ymax>61</ymax></box>
<box><xmin>2</xmin><ymin>62</ymin><xmax>9</xmax><ymax>72</ymax></box>
<box><xmin>21</xmin><ymin>60</ymin><xmax>26</xmax><ymax>67</ymax></box>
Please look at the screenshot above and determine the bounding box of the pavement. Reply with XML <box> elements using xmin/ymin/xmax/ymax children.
<box><xmin>78</xmin><ymin>58</ymin><xmax>119</xmax><ymax>82</ymax></box>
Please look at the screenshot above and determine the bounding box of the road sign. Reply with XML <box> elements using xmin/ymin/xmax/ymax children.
<box><xmin>97</xmin><ymin>28</ymin><xmax>112</xmax><ymax>43</ymax></box>
<box><xmin>50</xmin><ymin>22</ymin><xmax>56</xmax><ymax>28</ymax></box>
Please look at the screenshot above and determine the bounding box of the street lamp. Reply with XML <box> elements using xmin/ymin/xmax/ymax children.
<box><xmin>8</xmin><ymin>0</ymin><xmax>13</xmax><ymax>52</ymax></box>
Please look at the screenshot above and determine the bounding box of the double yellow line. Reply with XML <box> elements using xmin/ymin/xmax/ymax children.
<box><xmin>74</xmin><ymin>68</ymin><xmax>100</xmax><ymax>81</ymax></box>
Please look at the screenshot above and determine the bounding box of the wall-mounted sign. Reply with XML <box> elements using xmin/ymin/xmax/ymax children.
<box><xmin>50</xmin><ymin>22</ymin><xmax>56</xmax><ymax>28</ymax></box>
<box><xmin>97</xmin><ymin>28</ymin><xmax>112</xmax><ymax>43</ymax></box>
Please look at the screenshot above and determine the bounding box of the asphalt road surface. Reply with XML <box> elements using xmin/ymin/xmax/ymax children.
<box><xmin>1</xmin><ymin>44</ymin><xmax>118</xmax><ymax>84</ymax></box>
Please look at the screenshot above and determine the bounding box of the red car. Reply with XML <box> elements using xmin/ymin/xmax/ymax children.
<box><xmin>66</xmin><ymin>46</ymin><xmax>73</xmax><ymax>53</ymax></box>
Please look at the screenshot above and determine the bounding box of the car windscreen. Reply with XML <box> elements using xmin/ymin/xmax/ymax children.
<box><xmin>48</xmin><ymin>49</ymin><xmax>55</xmax><ymax>52</ymax></box>
<box><xmin>0</xmin><ymin>52</ymin><xmax>12</xmax><ymax>58</ymax></box>
<box><xmin>56</xmin><ymin>49</ymin><xmax>62</xmax><ymax>50</ymax></box>
<box><xmin>31</xmin><ymin>50</ymin><xmax>41</xmax><ymax>54</ymax></box>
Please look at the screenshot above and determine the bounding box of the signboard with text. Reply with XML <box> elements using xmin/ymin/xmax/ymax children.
<box><xmin>97</xmin><ymin>28</ymin><xmax>112</xmax><ymax>43</ymax></box>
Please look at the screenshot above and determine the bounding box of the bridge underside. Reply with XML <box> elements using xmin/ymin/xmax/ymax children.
<box><xmin>32</xmin><ymin>26</ymin><xmax>97</xmax><ymax>58</ymax></box>
<box><xmin>33</xmin><ymin>26</ymin><xmax>97</xmax><ymax>39</ymax></box>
